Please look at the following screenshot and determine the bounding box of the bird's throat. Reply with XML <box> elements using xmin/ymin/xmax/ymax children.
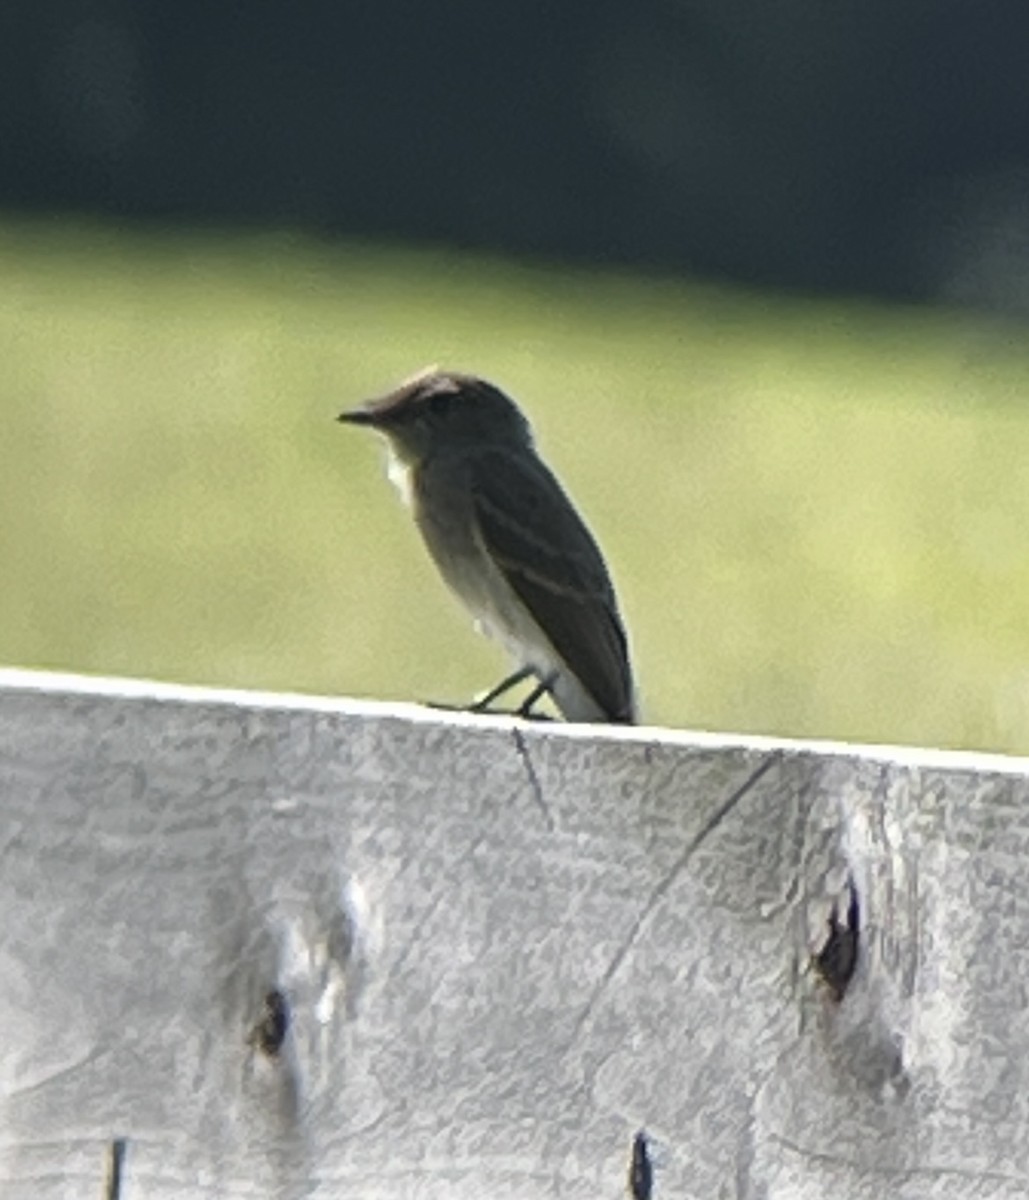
<box><xmin>385</xmin><ymin>444</ymin><xmax>416</xmax><ymax>509</ymax></box>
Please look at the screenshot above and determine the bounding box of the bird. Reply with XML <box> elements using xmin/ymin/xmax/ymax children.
<box><xmin>338</xmin><ymin>368</ymin><xmax>636</xmax><ymax>724</ymax></box>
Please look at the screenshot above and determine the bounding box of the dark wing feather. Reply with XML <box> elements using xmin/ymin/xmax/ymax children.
<box><xmin>467</xmin><ymin>447</ymin><xmax>634</xmax><ymax>721</ymax></box>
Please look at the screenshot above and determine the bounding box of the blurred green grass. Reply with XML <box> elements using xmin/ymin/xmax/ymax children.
<box><xmin>3</xmin><ymin>216</ymin><xmax>1029</xmax><ymax>751</ymax></box>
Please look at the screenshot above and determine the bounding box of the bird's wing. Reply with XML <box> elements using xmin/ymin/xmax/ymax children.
<box><xmin>467</xmin><ymin>447</ymin><xmax>634</xmax><ymax>722</ymax></box>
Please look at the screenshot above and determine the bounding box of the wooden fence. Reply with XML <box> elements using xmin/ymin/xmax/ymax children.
<box><xmin>1</xmin><ymin>668</ymin><xmax>1027</xmax><ymax>1198</ymax></box>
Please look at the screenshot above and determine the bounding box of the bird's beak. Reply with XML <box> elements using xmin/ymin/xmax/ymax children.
<box><xmin>336</xmin><ymin>406</ymin><xmax>379</xmax><ymax>426</ymax></box>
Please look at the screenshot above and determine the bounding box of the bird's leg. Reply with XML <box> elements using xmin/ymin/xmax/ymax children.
<box><xmin>516</xmin><ymin>672</ymin><xmax>558</xmax><ymax>721</ymax></box>
<box><xmin>468</xmin><ymin>666</ymin><xmax>534</xmax><ymax>712</ymax></box>
<box><xmin>427</xmin><ymin>667</ymin><xmax>556</xmax><ymax>720</ymax></box>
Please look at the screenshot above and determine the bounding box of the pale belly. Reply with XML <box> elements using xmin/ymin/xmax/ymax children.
<box><xmin>389</xmin><ymin>447</ymin><xmax>609</xmax><ymax>722</ymax></box>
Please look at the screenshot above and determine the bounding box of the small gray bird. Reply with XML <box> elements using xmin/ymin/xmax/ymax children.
<box><xmin>338</xmin><ymin>368</ymin><xmax>636</xmax><ymax>723</ymax></box>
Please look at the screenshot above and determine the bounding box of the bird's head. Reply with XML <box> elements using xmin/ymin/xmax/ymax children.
<box><xmin>338</xmin><ymin>368</ymin><xmax>533</xmax><ymax>463</ymax></box>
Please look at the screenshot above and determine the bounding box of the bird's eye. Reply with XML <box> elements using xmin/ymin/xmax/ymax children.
<box><xmin>428</xmin><ymin>391</ymin><xmax>451</xmax><ymax>417</ymax></box>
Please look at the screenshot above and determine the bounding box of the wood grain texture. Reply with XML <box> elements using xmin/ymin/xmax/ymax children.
<box><xmin>1</xmin><ymin>670</ymin><xmax>1028</xmax><ymax>1198</ymax></box>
